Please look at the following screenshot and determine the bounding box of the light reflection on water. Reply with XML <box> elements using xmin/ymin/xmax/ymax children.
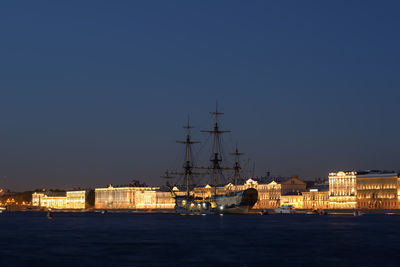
<box><xmin>0</xmin><ymin>212</ymin><xmax>399</xmax><ymax>266</ymax></box>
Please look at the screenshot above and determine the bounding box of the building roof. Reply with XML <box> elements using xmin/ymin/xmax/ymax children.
<box><xmin>309</xmin><ymin>184</ymin><xmax>329</xmax><ymax>192</ymax></box>
<box><xmin>281</xmin><ymin>176</ymin><xmax>306</xmax><ymax>186</ymax></box>
<box><xmin>95</xmin><ymin>185</ymin><xmax>160</xmax><ymax>191</ymax></box>
<box><xmin>356</xmin><ymin>170</ymin><xmax>397</xmax><ymax>175</ymax></box>
<box><xmin>356</xmin><ymin>173</ymin><xmax>398</xmax><ymax>178</ymax></box>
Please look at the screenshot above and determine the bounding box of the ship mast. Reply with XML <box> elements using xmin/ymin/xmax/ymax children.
<box><xmin>201</xmin><ymin>104</ymin><xmax>230</xmax><ymax>195</ymax></box>
<box><xmin>176</xmin><ymin>118</ymin><xmax>198</xmax><ymax>198</ymax></box>
<box><xmin>161</xmin><ymin>170</ymin><xmax>173</xmax><ymax>192</ymax></box>
<box><xmin>231</xmin><ymin>145</ymin><xmax>244</xmax><ymax>187</ymax></box>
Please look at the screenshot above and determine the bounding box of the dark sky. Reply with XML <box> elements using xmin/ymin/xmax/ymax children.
<box><xmin>1</xmin><ymin>1</ymin><xmax>400</xmax><ymax>191</ymax></box>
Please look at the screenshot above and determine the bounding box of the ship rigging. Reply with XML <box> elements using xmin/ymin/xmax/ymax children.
<box><xmin>165</xmin><ymin>106</ymin><xmax>258</xmax><ymax>214</ymax></box>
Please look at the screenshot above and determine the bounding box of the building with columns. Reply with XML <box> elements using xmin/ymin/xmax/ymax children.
<box><xmin>236</xmin><ymin>179</ymin><xmax>281</xmax><ymax>209</ymax></box>
<box><xmin>94</xmin><ymin>185</ymin><xmax>175</xmax><ymax>209</ymax></box>
<box><xmin>329</xmin><ymin>171</ymin><xmax>357</xmax><ymax>209</ymax></box>
<box><xmin>280</xmin><ymin>195</ymin><xmax>303</xmax><ymax>209</ymax></box>
<box><xmin>32</xmin><ymin>190</ymin><xmax>87</xmax><ymax>209</ymax></box>
<box><xmin>303</xmin><ymin>189</ymin><xmax>330</xmax><ymax>210</ymax></box>
<box><xmin>356</xmin><ymin>171</ymin><xmax>400</xmax><ymax>209</ymax></box>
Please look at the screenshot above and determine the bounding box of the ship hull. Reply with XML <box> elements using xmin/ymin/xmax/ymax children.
<box><xmin>216</xmin><ymin>205</ymin><xmax>250</xmax><ymax>214</ymax></box>
<box><xmin>174</xmin><ymin>188</ymin><xmax>258</xmax><ymax>215</ymax></box>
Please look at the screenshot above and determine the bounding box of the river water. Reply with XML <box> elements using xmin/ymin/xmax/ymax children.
<box><xmin>0</xmin><ymin>212</ymin><xmax>398</xmax><ymax>266</ymax></box>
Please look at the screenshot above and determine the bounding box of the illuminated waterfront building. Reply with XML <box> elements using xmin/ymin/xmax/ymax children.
<box><xmin>134</xmin><ymin>191</ymin><xmax>175</xmax><ymax>209</ymax></box>
<box><xmin>280</xmin><ymin>195</ymin><xmax>303</xmax><ymax>209</ymax></box>
<box><xmin>95</xmin><ymin>186</ymin><xmax>138</xmax><ymax>209</ymax></box>
<box><xmin>94</xmin><ymin>185</ymin><xmax>174</xmax><ymax>209</ymax></box>
<box><xmin>195</xmin><ymin>184</ymin><xmax>213</xmax><ymax>197</ymax></box>
<box><xmin>356</xmin><ymin>171</ymin><xmax>400</xmax><ymax>209</ymax></box>
<box><xmin>66</xmin><ymin>191</ymin><xmax>87</xmax><ymax>209</ymax></box>
<box><xmin>193</xmin><ymin>183</ymin><xmax>248</xmax><ymax>199</ymax></box>
<box><xmin>191</xmin><ymin>179</ymin><xmax>281</xmax><ymax>209</ymax></box>
<box><xmin>255</xmin><ymin>181</ymin><xmax>281</xmax><ymax>209</ymax></box>
<box><xmin>32</xmin><ymin>190</ymin><xmax>87</xmax><ymax>209</ymax></box>
<box><xmin>239</xmin><ymin>178</ymin><xmax>259</xmax><ymax>190</ymax></box>
<box><xmin>329</xmin><ymin>171</ymin><xmax>357</xmax><ymax>209</ymax></box>
<box><xmin>32</xmin><ymin>192</ymin><xmax>67</xmax><ymax>209</ymax></box>
<box><xmin>281</xmin><ymin>176</ymin><xmax>307</xmax><ymax>195</ymax></box>
<box><xmin>32</xmin><ymin>193</ymin><xmax>45</xmax><ymax>207</ymax></box>
<box><xmin>155</xmin><ymin>192</ymin><xmax>176</xmax><ymax>209</ymax></box>
<box><xmin>41</xmin><ymin>196</ymin><xmax>67</xmax><ymax>209</ymax></box>
<box><xmin>236</xmin><ymin>179</ymin><xmax>281</xmax><ymax>209</ymax></box>
<box><xmin>193</xmin><ymin>184</ymin><xmax>220</xmax><ymax>199</ymax></box>
<box><xmin>302</xmin><ymin>189</ymin><xmax>330</xmax><ymax>210</ymax></box>
<box><xmin>172</xmin><ymin>186</ymin><xmax>186</xmax><ymax>197</ymax></box>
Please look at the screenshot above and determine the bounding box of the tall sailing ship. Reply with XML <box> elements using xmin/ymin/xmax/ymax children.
<box><xmin>164</xmin><ymin>107</ymin><xmax>258</xmax><ymax>215</ymax></box>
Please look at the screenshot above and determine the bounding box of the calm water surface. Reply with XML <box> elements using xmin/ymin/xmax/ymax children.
<box><xmin>0</xmin><ymin>212</ymin><xmax>398</xmax><ymax>266</ymax></box>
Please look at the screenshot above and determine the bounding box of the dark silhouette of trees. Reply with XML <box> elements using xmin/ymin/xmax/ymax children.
<box><xmin>86</xmin><ymin>189</ymin><xmax>95</xmax><ymax>207</ymax></box>
<box><xmin>129</xmin><ymin>180</ymin><xmax>148</xmax><ymax>187</ymax></box>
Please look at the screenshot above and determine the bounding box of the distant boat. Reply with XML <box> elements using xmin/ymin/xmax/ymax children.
<box><xmin>47</xmin><ymin>211</ymin><xmax>53</xmax><ymax>219</ymax></box>
<box><xmin>353</xmin><ymin>210</ymin><xmax>363</xmax><ymax>216</ymax></box>
<box><xmin>259</xmin><ymin>209</ymin><xmax>269</xmax><ymax>215</ymax></box>
<box><xmin>318</xmin><ymin>210</ymin><xmax>328</xmax><ymax>215</ymax></box>
<box><xmin>274</xmin><ymin>205</ymin><xmax>295</xmax><ymax>214</ymax></box>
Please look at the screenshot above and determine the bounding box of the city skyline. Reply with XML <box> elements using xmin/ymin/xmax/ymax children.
<box><xmin>1</xmin><ymin>1</ymin><xmax>400</xmax><ymax>191</ymax></box>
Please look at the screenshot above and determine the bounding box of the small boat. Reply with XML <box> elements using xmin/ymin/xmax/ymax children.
<box><xmin>101</xmin><ymin>210</ymin><xmax>108</xmax><ymax>214</ymax></box>
<box><xmin>308</xmin><ymin>209</ymin><xmax>321</xmax><ymax>215</ymax></box>
<box><xmin>353</xmin><ymin>210</ymin><xmax>362</xmax><ymax>216</ymax></box>
<box><xmin>47</xmin><ymin>210</ymin><xmax>53</xmax><ymax>219</ymax></box>
<box><xmin>274</xmin><ymin>205</ymin><xmax>295</xmax><ymax>214</ymax></box>
<box><xmin>319</xmin><ymin>210</ymin><xmax>328</xmax><ymax>215</ymax></box>
<box><xmin>259</xmin><ymin>209</ymin><xmax>269</xmax><ymax>215</ymax></box>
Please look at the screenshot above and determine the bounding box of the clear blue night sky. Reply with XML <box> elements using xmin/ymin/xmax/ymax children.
<box><xmin>1</xmin><ymin>1</ymin><xmax>400</xmax><ymax>190</ymax></box>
